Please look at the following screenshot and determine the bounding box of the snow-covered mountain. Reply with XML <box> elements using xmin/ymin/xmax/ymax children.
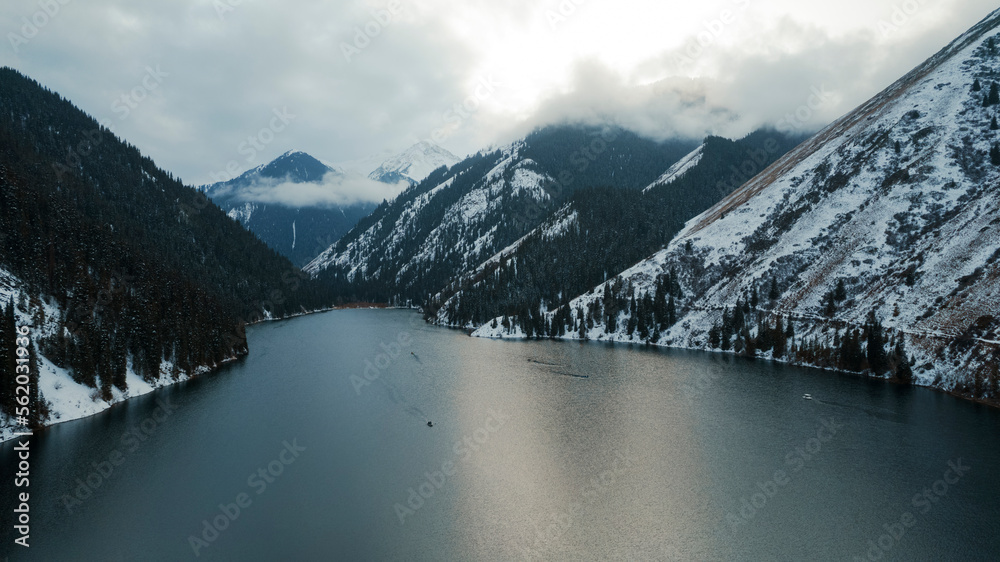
<box><xmin>201</xmin><ymin>151</ymin><xmax>377</xmax><ymax>266</ymax></box>
<box><xmin>305</xmin><ymin>141</ymin><xmax>553</xmax><ymax>294</ymax></box>
<box><xmin>0</xmin><ymin>267</ymin><xmax>217</xmax><ymax>443</ymax></box>
<box><xmin>305</xmin><ymin>126</ymin><xmax>698</xmax><ymax>302</ymax></box>
<box><xmin>430</xmin><ymin>130</ymin><xmax>804</xmax><ymax>328</ymax></box>
<box><xmin>366</xmin><ymin>141</ymin><xmax>460</xmax><ymax>186</ymax></box>
<box><xmin>478</xmin><ymin>9</ymin><xmax>1000</xmax><ymax>403</ymax></box>
<box><xmin>642</xmin><ymin>144</ymin><xmax>704</xmax><ymax>192</ymax></box>
<box><xmin>202</xmin><ymin>143</ymin><xmax>459</xmax><ymax>266</ymax></box>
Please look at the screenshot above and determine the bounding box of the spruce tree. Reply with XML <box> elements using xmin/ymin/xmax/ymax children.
<box><xmin>991</xmin><ymin>143</ymin><xmax>1000</xmax><ymax>166</ymax></box>
<box><xmin>893</xmin><ymin>339</ymin><xmax>912</xmax><ymax>384</ymax></box>
<box><xmin>774</xmin><ymin>316</ymin><xmax>786</xmax><ymax>359</ymax></box>
<box><xmin>973</xmin><ymin>78</ymin><xmax>982</xmax><ymax>92</ymax></box>
<box><xmin>992</xmin><ymin>83</ymin><xmax>1000</xmax><ymax>106</ymax></box>
<box><xmin>834</xmin><ymin>279</ymin><xmax>847</xmax><ymax>302</ymax></box>
<box><xmin>865</xmin><ymin>311</ymin><xmax>888</xmax><ymax>375</ymax></box>
<box><xmin>991</xmin><ymin>115</ymin><xmax>999</xmax><ymax>130</ymax></box>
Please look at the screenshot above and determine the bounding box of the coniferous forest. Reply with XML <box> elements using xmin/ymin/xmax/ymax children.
<box><xmin>431</xmin><ymin>131</ymin><xmax>807</xmax><ymax>328</ymax></box>
<box><xmin>0</xmin><ymin>68</ymin><xmax>340</xmax><ymax>414</ymax></box>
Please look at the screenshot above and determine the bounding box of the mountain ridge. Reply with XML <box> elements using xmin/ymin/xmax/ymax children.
<box><xmin>474</xmin><ymin>7</ymin><xmax>1000</xmax><ymax>405</ymax></box>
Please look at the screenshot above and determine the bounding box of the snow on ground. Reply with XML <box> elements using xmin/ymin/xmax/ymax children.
<box><xmin>642</xmin><ymin>144</ymin><xmax>704</xmax><ymax>192</ymax></box>
<box><xmin>0</xmin><ymin>267</ymin><xmax>222</xmax><ymax>443</ymax></box>
<box><xmin>476</xmin><ymin>12</ymin><xmax>1000</xmax><ymax>401</ymax></box>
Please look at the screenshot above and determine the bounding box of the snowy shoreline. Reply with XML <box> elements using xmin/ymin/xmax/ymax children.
<box><xmin>0</xmin><ymin>302</ymin><xmax>403</xmax><ymax>444</ymax></box>
<box><xmin>470</xmin><ymin>322</ymin><xmax>1000</xmax><ymax>409</ymax></box>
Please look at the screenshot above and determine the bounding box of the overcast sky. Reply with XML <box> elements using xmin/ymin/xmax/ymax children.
<box><xmin>1</xmin><ymin>0</ymin><xmax>997</xmax><ymax>186</ymax></box>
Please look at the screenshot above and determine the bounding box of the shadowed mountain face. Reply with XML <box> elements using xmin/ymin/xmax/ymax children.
<box><xmin>202</xmin><ymin>151</ymin><xmax>377</xmax><ymax>266</ymax></box>
<box><xmin>0</xmin><ymin>67</ymin><xmax>335</xmax><ymax>392</ymax></box>
<box><xmin>305</xmin><ymin>125</ymin><xmax>700</xmax><ymax>304</ymax></box>
<box><xmin>513</xmin><ymin>9</ymin><xmax>1000</xmax><ymax>405</ymax></box>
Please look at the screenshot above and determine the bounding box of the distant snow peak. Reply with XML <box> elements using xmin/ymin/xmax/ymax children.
<box><xmin>368</xmin><ymin>141</ymin><xmax>460</xmax><ymax>186</ymax></box>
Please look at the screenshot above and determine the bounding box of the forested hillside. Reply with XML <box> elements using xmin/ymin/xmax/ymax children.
<box><xmin>433</xmin><ymin>130</ymin><xmax>806</xmax><ymax>328</ymax></box>
<box><xmin>0</xmin><ymin>68</ymin><xmax>335</xmax><ymax>414</ymax></box>
<box><xmin>307</xmin><ymin>125</ymin><xmax>697</xmax><ymax>305</ymax></box>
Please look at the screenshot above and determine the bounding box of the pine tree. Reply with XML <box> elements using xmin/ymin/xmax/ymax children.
<box><xmin>769</xmin><ymin>278</ymin><xmax>780</xmax><ymax>300</ymax></box>
<box><xmin>774</xmin><ymin>316</ymin><xmax>786</xmax><ymax>359</ymax></box>
<box><xmin>989</xmin><ymin>361</ymin><xmax>999</xmax><ymax>398</ymax></box>
<box><xmin>991</xmin><ymin>143</ymin><xmax>1000</xmax><ymax>166</ymax></box>
<box><xmin>823</xmin><ymin>292</ymin><xmax>837</xmax><ymax>317</ymax></box>
<box><xmin>720</xmin><ymin>308</ymin><xmax>733</xmax><ymax>351</ymax></box>
<box><xmin>865</xmin><ymin>311</ymin><xmax>888</xmax><ymax>375</ymax></box>
<box><xmin>833</xmin><ymin>279</ymin><xmax>847</xmax><ymax>302</ymax></box>
<box><xmin>992</xmin><ymin>83</ymin><xmax>1000</xmax><ymax>106</ymax></box>
<box><xmin>709</xmin><ymin>324</ymin><xmax>721</xmax><ymax>348</ymax></box>
<box><xmin>973</xmin><ymin>78</ymin><xmax>982</xmax><ymax>92</ymax></box>
<box><xmin>891</xmin><ymin>338</ymin><xmax>912</xmax><ymax>384</ymax></box>
<box><xmin>991</xmin><ymin>115</ymin><xmax>999</xmax><ymax>131</ymax></box>
<box><xmin>840</xmin><ymin>329</ymin><xmax>864</xmax><ymax>372</ymax></box>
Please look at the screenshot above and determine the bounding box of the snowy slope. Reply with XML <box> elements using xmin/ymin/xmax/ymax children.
<box><xmin>305</xmin><ymin>140</ymin><xmax>553</xmax><ymax>286</ymax></box>
<box><xmin>432</xmin><ymin>204</ymin><xmax>580</xmax><ymax>326</ymax></box>
<box><xmin>200</xmin><ymin>151</ymin><xmax>377</xmax><ymax>265</ymax></box>
<box><xmin>478</xmin><ymin>9</ymin><xmax>1000</xmax><ymax>403</ymax></box>
<box><xmin>0</xmin><ymin>268</ymin><xmax>220</xmax><ymax>443</ymax></box>
<box><xmin>642</xmin><ymin>144</ymin><xmax>704</xmax><ymax>192</ymax></box>
<box><xmin>366</xmin><ymin>141</ymin><xmax>460</xmax><ymax>185</ymax></box>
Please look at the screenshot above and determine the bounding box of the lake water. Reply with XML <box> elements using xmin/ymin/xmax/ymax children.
<box><xmin>2</xmin><ymin>309</ymin><xmax>999</xmax><ymax>561</ymax></box>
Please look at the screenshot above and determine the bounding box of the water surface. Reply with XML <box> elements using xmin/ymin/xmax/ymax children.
<box><xmin>2</xmin><ymin>309</ymin><xmax>998</xmax><ymax>560</ymax></box>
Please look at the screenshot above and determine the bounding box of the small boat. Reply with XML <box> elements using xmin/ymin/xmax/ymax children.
<box><xmin>803</xmin><ymin>394</ymin><xmax>813</xmax><ymax>400</ymax></box>
<box><xmin>427</xmin><ymin>421</ymin><xmax>433</xmax><ymax>427</ymax></box>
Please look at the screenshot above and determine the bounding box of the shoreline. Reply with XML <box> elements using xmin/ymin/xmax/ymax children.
<box><xmin>470</xmin><ymin>328</ymin><xmax>1000</xmax><ymax>410</ymax></box>
<box><xmin>1</xmin><ymin>304</ymin><xmax>409</xmax><ymax>444</ymax></box>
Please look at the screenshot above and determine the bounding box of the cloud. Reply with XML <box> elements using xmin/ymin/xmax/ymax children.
<box><xmin>492</xmin><ymin>8</ymin><xmax>1000</xmax><ymax>144</ymax></box>
<box><xmin>219</xmin><ymin>172</ymin><xmax>409</xmax><ymax>208</ymax></box>
<box><xmin>1</xmin><ymin>0</ymin><xmax>997</xmax><ymax>182</ymax></box>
